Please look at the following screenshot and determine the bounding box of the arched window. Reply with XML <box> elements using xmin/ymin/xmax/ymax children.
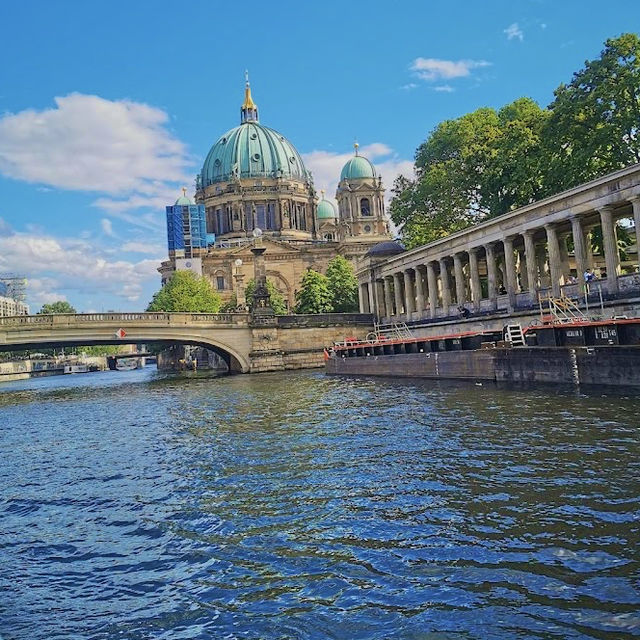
<box><xmin>360</xmin><ymin>198</ymin><xmax>371</xmax><ymax>216</ymax></box>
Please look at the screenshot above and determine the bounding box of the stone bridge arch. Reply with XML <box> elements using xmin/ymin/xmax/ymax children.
<box><xmin>0</xmin><ymin>313</ymin><xmax>253</xmax><ymax>373</ymax></box>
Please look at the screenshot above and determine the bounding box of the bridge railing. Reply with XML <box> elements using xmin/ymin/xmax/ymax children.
<box><xmin>0</xmin><ymin>312</ymin><xmax>251</xmax><ymax>326</ymax></box>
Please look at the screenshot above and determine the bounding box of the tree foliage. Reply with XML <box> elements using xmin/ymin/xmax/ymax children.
<box><xmin>294</xmin><ymin>269</ymin><xmax>333</xmax><ymax>314</ymax></box>
<box><xmin>325</xmin><ymin>255</ymin><xmax>359</xmax><ymax>312</ymax></box>
<box><xmin>147</xmin><ymin>270</ymin><xmax>221</xmax><ymax>313</ymax></box>
<box><xmin>244</xmin><ymin>279</ymin><xmax>288</xmax><ymax>315</ymax></box>
<box><xmin>545</xmin><ymin>33</ymin><xmax>640</xmax><ymax>191</ymax></box>
<box><xmin>38</xmin><ymin>301</ymin><xmax>77</xmax><ymax>314</ymax></box>
<box><xmin>391</xmin><ymin>34</ymin><xmax>640</xmax><ymax>249</ymax></box>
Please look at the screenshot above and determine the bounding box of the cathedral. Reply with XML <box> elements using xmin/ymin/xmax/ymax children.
<box><xmin>159</xmin><ymin>76</ymin><xmax>391</xmax><ymax>309</ymax></box>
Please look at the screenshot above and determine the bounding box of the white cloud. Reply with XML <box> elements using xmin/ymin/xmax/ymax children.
<box><xmin>504</xmin><ymin>23</ymin><xmax>524</xmax><ymax>41</ymax></box>
<box><xmin>410</xmin><ymin>57</ymin><xmax>491</xmax><ymax>81</ymax></box>
<box><xmin>121</xmin><ymin>241</ymin><xmax>166</xmax><ymax>255</ymax></box>
<box><xmin>433</xmin><ymin>85</ymin><xmax>454</xmax><ymax>93</ymax></box>
<box><xmin>0</xmin><ymin>230</ymin><xmax>163</xmax><ymax>309</ymax></box>
<box><xmin>302</xmin><ymin>143</ymin><xmax>413</xmax><ymax>207</ymax></box>
<box><xmin>0</xmin><ymin>93</ymin><xmax>193</xmax><ymax>218</ymax></box>
<box><xmin>401</xmin><ymin>83</ymin><xmax>418</xmax><ymax>91</ymax></box>
<box><xmin>101</xmin><ymin>218</ymin><xmax>115</xmax><ymax>237</ymax></box>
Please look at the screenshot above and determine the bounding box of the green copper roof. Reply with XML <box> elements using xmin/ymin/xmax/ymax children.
<box><xmin>200</xmin><ymin>122</ymin><xmax>311</xmax><ymax>187</ymax></box>
<box><xmin>340</xmin><ymin>155</ymin><xmax>376</xmax><ymax>181</ymax></box>
<box><xmin>317</xmin><ymin>198</ymin><xmax>337</xmax><ymax>219</ymax></box>
<box><xmin>175</xmin><ymin>194</ymin><xmax>194</xmax><ymax>206</ymax></box>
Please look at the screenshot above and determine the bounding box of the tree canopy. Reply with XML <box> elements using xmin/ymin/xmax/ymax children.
<box><xmin>325</xmin><ymin>255</ymin><xmax>359</xmax><ymax>312</ymax></box>
<box><xmin>244</xmin><ymin>278</ymin><xmax>288</xmax><ymax>315</ymax></box>
<box><xmin>391</xmin><ymin>34</ymin><xmax>640</xmax><ymax>249</ymax></box>
<box><xmin>147</xmin><ymin>270</ymin><xmax>221</xmax><ymax>313</ymax></box>
<box><xmin>37</xmin><ymin>301</ymin><xmax>76</xmax><ymax>314</ymax></box>
<box><xmin>294</xmin><ymin>269</ymin><xmax>333</xmax><ymax>314</ymax></box>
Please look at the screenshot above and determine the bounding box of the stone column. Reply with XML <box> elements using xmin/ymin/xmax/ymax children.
<box><xmin>545</xmin><ymin>224</ymin><xmax>563</xmax><ymax>298</ymax></box>
<box><xmin>599</xmin><ymin>205</ymin><xmax>620</xmax><ymax>294</ymax></box>
<box><xmin>571</xmin><ymin>216</ymin><xmax>588</xmax><ymax>288</ymax></box>
<box><xmin>469</xmin><ymin>248</ymin><xmax>482</xmax><ymax>310</ymax></box>
<box><xmin>358</xmin><ymin>284</ymin><xmax>365</xmax><ymax>313</ymax></box>
<box><xmin>368</xmin><ymin>280</ymin><xmax>375</xmax><ymax>316</ymax></box>
<box><xmin>631</xmin><ymin>196</ymin><xmax>640</xmax><ymax>271</ymax></box>
<box><xmin>415</xmin><ymin>266</ymin><xmax>425</xmax><ymax>314</ymax></box>
<box><xmin>439</xmin><ymin>258</ymin><xmax>451</xmax><ymax>313</ymax></box>
<box><xmin>453</xmin><ymin>253</ymin><xmax>466</xmax><ymax>305</ymax></box>
<box><xmin>484</xmin><ymin>243</ymin><xmax>498</xmax><ymax>309</ymax></box>
<box><xmin>383</xmin><ymin>277</ymin><xmax>393</xmax><ymax>319</ymax></box>
<box><xmin>523</xmin><ymin>230</ymin><xmax>538</xmax><ymax>299</ymax></box>
<box><xmin>559</xmin><ymin>234</ymin><xmax>571</xmax><ymax>283</ymax></box>
<box><xmin>502</xmin><ymin>236</ymin><xmax>518</xmax><ymax>309</ymax></box>
<box><xmin>375</xmin><ymin>280</ymin><xmax>386</xmax><ymax>317</ymax></box>
<box><xmin>393</xmin><ymin>273</ymin><xmax>403</xmax><ymax>317</ymax></box>
<box><xmin>427</xmin><ymin>262</ymin><xmax>438</xmax><ymax>319</ymax></box>
<box><xmin>519</xmin><ymin>250</ymin><xmax>529</xmax><ymax>290</ymax></box>
<box><xmin>403</xmin><ymin>269</ymin><xmax>414</xmax><ymax>317</ymax></box>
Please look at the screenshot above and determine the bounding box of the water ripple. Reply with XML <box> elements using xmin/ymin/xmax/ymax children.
<box><xmin>0</xmin><ymin>368</ymin><xmax>639</xmax><ymax>639</ymax></box>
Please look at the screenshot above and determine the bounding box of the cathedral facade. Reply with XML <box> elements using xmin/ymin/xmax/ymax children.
<box><xmin>159</xmin><ymin>77</ymin><xmax>391</xmax><ymax>309</ymax></box>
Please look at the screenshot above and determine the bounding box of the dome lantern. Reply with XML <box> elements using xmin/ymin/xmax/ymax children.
<box><xmin>241</xmin><ymin>70</ymin><xmax>259</xmax><ymax>124</ymax></box>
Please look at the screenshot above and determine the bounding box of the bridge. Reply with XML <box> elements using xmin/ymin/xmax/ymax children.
<box><xmin>0</xmin><ymin>312</ymin><xmax>373</xmax><ymax>373</ymax></box>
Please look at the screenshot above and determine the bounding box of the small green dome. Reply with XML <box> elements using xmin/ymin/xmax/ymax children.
<box><xmin>340</xmin><ymin>155</ymin><xmax>376</xmax><ymax>181</ymax></box>
<box><xmin>317</xmin><ymin>197</ymin><xmax>337</xmax><ymax>220</ymax></box>
<box><xmin>200</xmin><ymin>122</ymin><xmax>310</xmax><ymax>187</ymax></box>
<box><xmin>175</xmin><ymin>193</ymin><xmax>194</xmax><ymax>206</ymax></box>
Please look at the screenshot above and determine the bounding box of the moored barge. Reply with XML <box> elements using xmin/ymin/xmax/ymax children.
<box><xmin>325</xmin><ymin>317</ymin><xmax>640</xmax><ymax>387</ymax></box>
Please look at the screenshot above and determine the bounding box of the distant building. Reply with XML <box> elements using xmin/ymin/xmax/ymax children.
<box><xmin>0</xmin><ymin>295</ymin><xmax>29</xmax><ymax>317</ymax></box>
<box><xmin>159</xmin><ymin>76</ymin><xmax>392</xmax><ymax>308</ymax></box>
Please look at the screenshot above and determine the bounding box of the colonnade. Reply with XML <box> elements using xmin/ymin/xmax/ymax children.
<box><xmin>359</xmin><ymin>194</ymin><xmax>640</xmax><ymax>320</ymax></box>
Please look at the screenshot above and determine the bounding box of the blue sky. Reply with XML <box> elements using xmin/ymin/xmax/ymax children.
<box><xmin>0</xmin><ymin>0</ymin><xmax>637</xmax><ymax>312</ymax></box>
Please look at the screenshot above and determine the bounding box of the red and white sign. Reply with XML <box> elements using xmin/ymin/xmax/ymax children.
<box><xmin>115</xmin><ymin>328</ymin><xmax>127</xmax><ymax>339</ymax></box>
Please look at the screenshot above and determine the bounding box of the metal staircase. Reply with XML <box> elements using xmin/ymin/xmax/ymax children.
<box><xmin>538</xmin><ymin>294</ymin><xmax>588</xmax><ymax>324</ymax></box>
<box><xmin>369</xmin><ymin>321</ymin><xmax>414</xmax><ymax>342</ymax></box>
<box><xmin>504</xmin><ymin>324</ymin><xmax>526</xmax><ymax>347</ymax></box>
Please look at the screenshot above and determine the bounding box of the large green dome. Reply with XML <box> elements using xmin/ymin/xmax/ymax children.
<box><xmin>200</xmin><ymin>122</ymin><xmax>310</xmax><ymax>187</ymax></box>
<box><xmin>340</xmin><ymin>155</ymin><xmax>376</xmax><ymax>181</ymax></box>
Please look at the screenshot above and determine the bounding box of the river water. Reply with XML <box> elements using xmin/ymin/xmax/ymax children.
<box><xmin>0</xmin><ymin>368</ymin><xmax>639</xmax><ymax>639</ymax></box>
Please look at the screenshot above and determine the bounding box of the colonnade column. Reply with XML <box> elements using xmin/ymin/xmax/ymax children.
<box><xmin>523</xmin><ymin>231</ymin><xmax>538</xmax><ymax>301</ymax></box>
<box><xmin>502</xmin><ymin>236</ymin><xmax>518</xmax><ymax>309</ymax></box>
<box><xmin>469</xmin><ymin>249</ymin><xmax>482</xmax><ymax>310</ymax></box>
<box><xmin>393</xmin><ymin>273</ymin><xmax>403</xmax><ymax>317</ymax></box>
<box><xmin>598</xmin><ymin>205</ymin><xmax>620</xmax><ymax>294</ymax></box>
<box><xmin>545</xmin><ymin>224</ymin><xmax>563</xmax><ymax>298</ymax></box>
<box><xmin>632</xmin><ymin>196</ymin><xmax>640</xmax><ymax>271</ymax></box>
<box><xmin>484</xmin><ymin>243</ymin><xmax>498</xmax><ymax>309</ymax></box>
<box><xmin>453</xmin><ymin>253</ymin><xmax>466</xmax><ymax>305</ymax></box>
<box><xmin>367</xmin><ymin>280</ymin><xmax>375</xmax><ymax>316</ymax></box>
<box><xmin>383</xmin><ymin>277</ymin><xmax>393</xmax><ymax>318</ymax></box>
<box><xmin>571</xmin><ymin>216</ymin><xmax>588</xmax><ymax>288</ymax></box>
<box><xmin>427</xmin><ymin>262</ymin><xmax>438</xmax><ymax>319</ymax></box>
<box><xmin>439</xmin><ymin>258</ymin><xmax>452</xmax><ymax>313</ymax></box>
<box><xmin>403</xmin><ymin>269</ymin><xmax>414</xmax><ymax>317</ymax></box>
<box><xmin>375</xmin><ymin>280</ymin><xmax>386</xmax><ymax>317</ymax></box>
<box><xmin>358</xmin><ymin>284</ymin><xmax>366</xmax><ymax>313</ymax></box>
<box><xmin>415</xmin><ymin>266</ymin><xmax>425</xmax><ymax>315</ymax></box>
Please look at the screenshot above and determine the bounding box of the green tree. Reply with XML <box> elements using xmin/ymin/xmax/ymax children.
<box><xmin>390</xmin><ymin>99</ymin><xmax>548</xmax><ymax>248</ymax></box>
<box><xmin>545</xmin><ymin>33</ymin><xmax>640</xmax><ymax>192</ymax></box>
<box><xmin>147</xmin><ymin>270</ymin><xmax>221</xmax><ymax>312</ymax></box>
<box><xmin>37</xmin><ymin>300</ymin><xmax>77</xmax><ymax>314</ymax></box>
<box><xmin>244</xmin><ymin>279</ymin><xmax>288</xmax><ymax>315</ymax></box>
<box><xmin>325</xmin><ymin>255</ymin><xmax>358</xmax><ymax>312</ymax></box>
<box><xmin>294</xmin><ymin>269</ymin><xmax>333</xmax><ymax>314</ymax></box>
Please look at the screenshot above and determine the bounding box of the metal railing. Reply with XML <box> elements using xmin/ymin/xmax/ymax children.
<box><xmin>0</xmin><ymin>312</ymin><xmax>251</xmax><ymax>326</ymax></box>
